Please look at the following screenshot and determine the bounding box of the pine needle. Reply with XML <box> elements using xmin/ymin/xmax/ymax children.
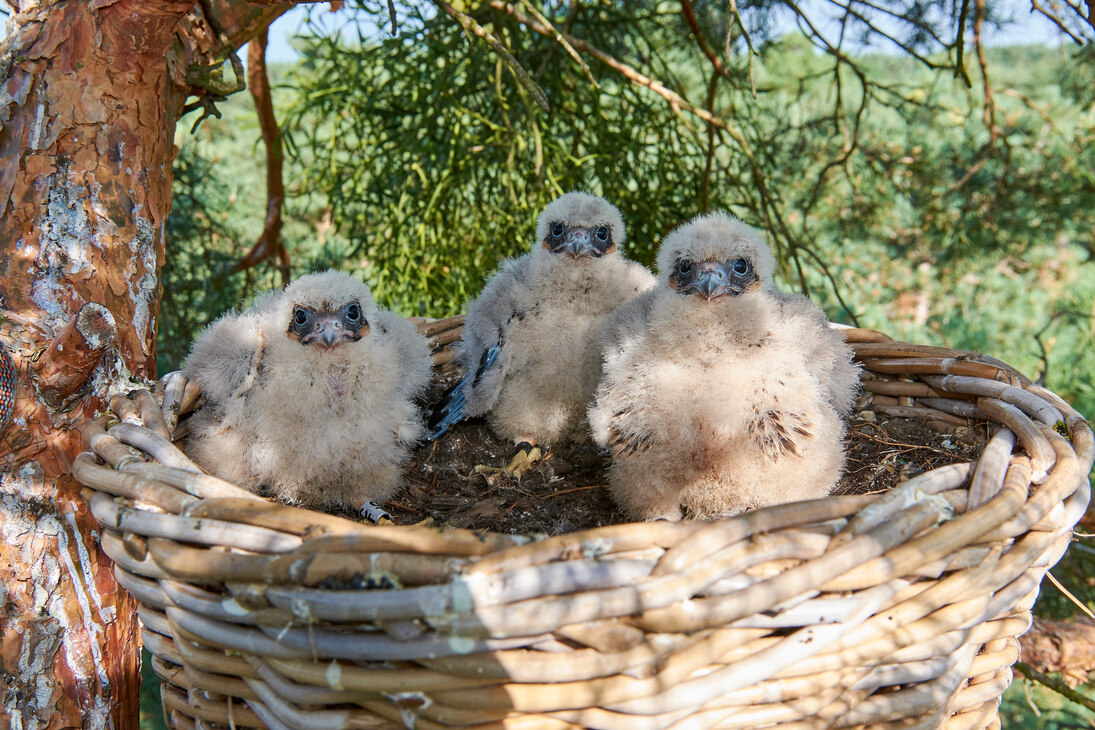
<box><xmin>435</xmin><ymin>1</ymin><xmax>550</xmax><ymax>112</ymax></box>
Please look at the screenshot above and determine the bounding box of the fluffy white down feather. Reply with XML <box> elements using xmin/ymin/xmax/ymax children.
<box><xmin>590</xmin><ymin>213</ymin><xmax>860</xmax><ymax>520</ymax></box>
<box><xmin>183</xmin><ymin>270</ymin><xmax>431</xmax><ymax>510</ymax></box>
<box><xmin>459</xmin><ymin>192</ymin><xmax>657</xmax><ymax>444</ymax></box>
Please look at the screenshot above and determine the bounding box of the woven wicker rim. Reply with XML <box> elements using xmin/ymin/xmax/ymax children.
<box><xmin>75</xmin><ymin>316</ymin><xmax>1093</xmax><ymax>730</ymax></box>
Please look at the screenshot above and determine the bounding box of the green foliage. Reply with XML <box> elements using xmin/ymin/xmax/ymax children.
<box><xmin>276</xmin><ymin>5</ymin><xmax>1095</xmax><ymax>422</ymax></box>
<box><xmin>1001</xmin><ymin>676</ymin><xmax>1095</xmax><ymax>729</ymax></box>
<box><xmin>283</xmin><ymin>3</ymin><xmax>721</xmax><ymax>316</ymax></box>
<box><xmin>139</xmin><ymin>649</ymin><xmax>168</xmax><ymax>730</ymax></box>
<box><xmin>158</xmin><ymin>146</ymin><xmax>253</xmax><ymax>374</ymax></box>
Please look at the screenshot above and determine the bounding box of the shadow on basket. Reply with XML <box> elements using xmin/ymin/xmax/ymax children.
<box><xmin>74</xmin><ymin>316</ymin><xmax>1093</xmax><ymax>730</ymax></box>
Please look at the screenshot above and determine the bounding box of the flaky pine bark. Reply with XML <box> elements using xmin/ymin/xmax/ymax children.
<box><xmin>0</xmin><ymin>1</ymin><xmax>290</xmax><ymax>727</ymax></box>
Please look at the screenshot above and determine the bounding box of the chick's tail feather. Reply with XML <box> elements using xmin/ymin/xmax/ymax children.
<box><xmin>427</xmin><ymin>342</ymin><xmax>500</xmax><ymax>440</ymax></box>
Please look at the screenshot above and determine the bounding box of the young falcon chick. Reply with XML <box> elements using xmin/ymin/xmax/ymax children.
<box><xmin>183</xmin><ymin>270</ymin><xmax>431</xmax><ymax>513</ymax></box>
<box><xmin>429</xmin><ymin>192</ymin><xmax>656</xmax><ymax>478</ymax></box>
<box><xmin>589</xmin><ymin>213</ymin><xmax>859</xmax><ymax>521</ymax></box>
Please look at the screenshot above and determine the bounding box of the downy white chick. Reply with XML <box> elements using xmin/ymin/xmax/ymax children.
<box><xmin>183</xmin><ymin>270</ymin><xmax>431</xmax><ymax>513</ymax></box>
<box><xmin>589</xmin><ymin>212</ymin><xmax>859</xmax><ymax>520</ymax></box>
<box><xmin>429</xmin><ymin>192</ymin><xmax>656</xmax><ymax>478</ymax></box>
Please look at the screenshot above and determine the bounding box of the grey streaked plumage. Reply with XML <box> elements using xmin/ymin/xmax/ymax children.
<box><xmin>183</xmin><ymin>270</ymin><xmax>431</xmax><ymax>511</ymax></box>
<box><xmin>431</xmin><ymin>192</ymin><xmax>657</xmax><ymax>455</ymax></box>
<box><xmin>589</xmin><ymin>212</ymin><xmax>860</xmax><ymax>520</ymax></box>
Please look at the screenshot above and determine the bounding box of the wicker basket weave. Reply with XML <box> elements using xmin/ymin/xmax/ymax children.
<box><xmin>75</xmin><ymin>316</ymin><xmax>1092</xmax><ymax>730</ymax></box>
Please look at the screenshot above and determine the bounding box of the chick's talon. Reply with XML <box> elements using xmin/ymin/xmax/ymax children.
<box><xmin>473</xmin><ymin>441</ymin><xmax>543</xmax><ymax>483</ymax></box>
<box><xmin>506</xmin><ymin>443</ymin><xmax>542</xmax><ymax>481</ymax></box>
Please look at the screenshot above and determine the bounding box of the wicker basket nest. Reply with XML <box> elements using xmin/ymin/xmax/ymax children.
<box><xmin>74</xmin><ymin>315</ymin><xmax>1093</xmax><ymax>730</ymax></box>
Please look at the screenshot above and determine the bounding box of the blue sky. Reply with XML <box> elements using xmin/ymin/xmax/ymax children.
<box><xmin>261</xmin><ymin>1</ymin><xmax>1072</xmax><ymax>64</ymax></box>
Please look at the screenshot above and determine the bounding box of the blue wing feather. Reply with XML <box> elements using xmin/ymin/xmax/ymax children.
<box><xmin>427</xmin><ymin>342</ymin><xmax>500</xmax><ymax>440</ymax></box>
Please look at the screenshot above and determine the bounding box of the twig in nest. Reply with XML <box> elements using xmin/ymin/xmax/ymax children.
<box><xmin>384</xmin><ymin>500</ymin><xmax>423</xmax><ymax>515</ymax></box>
<box><xmin>422</xmin><ymin>439</ymin><xmax>439</xmax><ymax>465</ymax></box>
<box><xmin>435</xmin><ymin>1</ymin><xmax>550</xmax><ymax>112</ymax></box>
<box><xmin>849</xmin><ymin>425</ymin><xmax>960</xmax><ymax>458</ymax></box>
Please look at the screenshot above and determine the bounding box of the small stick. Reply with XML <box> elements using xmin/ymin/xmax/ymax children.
<box><xmin>1013</xmin><ymin>661</ymin><xmax>1095</xmax><ymax>715</ymax></box>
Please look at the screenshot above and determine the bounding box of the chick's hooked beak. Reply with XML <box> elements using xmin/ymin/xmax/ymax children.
<box><xmin>544</xmin><ymin>222</ymin><xmax>615</xmax><ymax>259</ymax></box>
<box><xmin>289</xmin><ymin>303</ymin><xmax>369</xmax><ymax>349</ymax></box>
<box><xmin>558</xmin><ymin>228</ymin><xmax>598</xmax><ymax>259</ymax></box>
<box><xmin>304</xmin><ymin>316</ymin><xmax>351</xmax><ymax>348</ymax></box>
<box><xmin>671</xmin><ymin>258</ymin><xmax>757</xmax><ymax>300</ymax></box>
<box><xmin>694</xmin><ymin>261</ymin><xmax>733</xmax><ymax>299</ymax></box>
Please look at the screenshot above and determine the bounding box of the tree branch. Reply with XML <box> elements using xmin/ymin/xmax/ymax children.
<box><xmin>973</xmin><ymin>0</ymin><xmax>998</xmax><ymax>146</ymax></box>
<box><xmin>1030</xmin><ymin>0</ymin><xmax>1094</xmax><ymax>43</ymax></box>
<box><xmin>487</xmin><ymin>0</ymin><xmax>855</xmax><ymax>316</ymax></box>
<box><xmin>726</xmin><ymin>0</ymin><xmax>757</xmax><ymax>94</ymax></box>
<box><xmin>435</xmin><ymin>0</ymin><xmax>549</xmax><ymax>111</ymax></box>
<box><xmin>489</xmin><ymin>2</ymin><xmax>744</xmax><ymax>143</ymax></box>
<box><xmin>954</xmin><ymin>0</ymin><xmax>973</xmax><ymax>88</ymax></box>
<box><xmin>231</xmin><ymin>27</ymin><xmax>290</xmax><ymax>283</ymax></box>
<box><xmin>679</xmin><ymin>0</ymin><xmax>727</xmax><ymax>77</ymax></box>
<box><xmin>1015</xmin><ymin>661</ymin><xmax>1095</xmax><ymax>714</ymax></box>
<box><xmin>700</xmin><ymin>72</ymin><xmax>718</xmax><ymax>211</ymax></box>
<box><xmin>949</xmin><ymin>0</ymin><xmax>1000</xmax><ymax>191</ymax></box>
<box><xmin>518</xmin><ymin>0</ymin><xmax>597</xmax><ymax>88</ymax></box>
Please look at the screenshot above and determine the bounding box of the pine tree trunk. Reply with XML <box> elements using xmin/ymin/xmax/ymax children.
<box><xmin>0</xmin><ymin>2</ymin><xmax>290</xmax><ymax>726</ymax></box>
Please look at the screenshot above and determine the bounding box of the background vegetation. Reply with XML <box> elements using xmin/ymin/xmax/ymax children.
<box><xmin>150</xmin><ymin>2</ymin><xmax>1094</xmax><ymax>727</ymax></box>
<box><xmin>160</xmin><ymin>7</ymin><xmax>1095</xmax><ymax>424</ymax></box>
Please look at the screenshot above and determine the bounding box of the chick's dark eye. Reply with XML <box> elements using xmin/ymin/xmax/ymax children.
<box><xmin>293</xmin><ymin>308</ymin><xmax>308</xmax><ymax>325</ymax></box>
<box><xmin>551</xmin><ymin>222</ymin><xmax>565</xmax><ymax>237</ymax></box>
<box><xmin>345</xmin><ymin>304</ymin><xmax>361</xmax><ymax>321</ymax></box>
<box><xmin>595</xmin><ymin>227</ymin><xmax>609</xmax><ymax>242</ymax></box>
<box><xmin>732</xmin><ymin>258</ymin><xmax>751</xmax><ymax>275</ymax></box>
<box><xmin>676</xmin><ymin>259</ymin><xmax>693</xmax><ymax>276</ymax></box>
